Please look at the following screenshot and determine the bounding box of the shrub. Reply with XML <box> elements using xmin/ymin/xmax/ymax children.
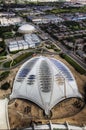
<box><xmin>0</xmin><ymin>51</ymin><xmax>7</xmax><ymax>56</ymax></box>
<box><xmin>0</xmin><ymin>71</ymin><xmax>10</xmax><ymax>81</ymax></box>
<box><xmin>60</xmin><ymin>53</ymin><xmax>86</xmax><ymax>74</ymax></box>
<box><xmin>1</xmin><ymin>82</ymin><xmax>10</xmax><ymax>90</ymax></box>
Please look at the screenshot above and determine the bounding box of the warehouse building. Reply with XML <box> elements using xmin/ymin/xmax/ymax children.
<box><xmin>8</xmin><ymin>34</ymin><xmax>41</xmax><ymax>52</ymax></box>
<box><xmin>28</xmin><ymin>15</ymin><xmax>64</xmax><ymax>24</ymax></box>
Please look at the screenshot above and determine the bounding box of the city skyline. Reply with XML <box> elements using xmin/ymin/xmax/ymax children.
<box><xmin>1</xmin><ymin>0</ymin><xmax>86</xmax><ymax>4</ymax></box>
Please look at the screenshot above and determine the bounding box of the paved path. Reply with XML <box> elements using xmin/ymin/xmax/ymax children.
<box><xmin>0</xmin><ymin>98</ymin><xmax>10</xmax><ymax>130</ymax></box>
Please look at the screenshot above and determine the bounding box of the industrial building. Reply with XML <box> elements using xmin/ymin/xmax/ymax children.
<box><xmin>8</xmin><ymin>24</ymin><xmax>41</xmax><ymax>52</ymax></box>
<box><xmin>28</xmin><ymin>15</ymin><xmax>64</xmax><ymax>24</ymax></box>
<box><xmin>8</xmin><ymin>34</ymin><xmax>41</xmax><ymax>52</ymax></box>
<box><xmin>0</xmin><ymin>12</ymin><xmax>15</xmax><ymax>17</ymax></box>
<box><xmin>0</xmin><ymin>17</ymin><xmax>23</xmax><ymax>26</ymax></box>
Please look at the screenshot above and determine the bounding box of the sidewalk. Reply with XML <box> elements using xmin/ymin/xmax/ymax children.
<box><xmin>0</xmin><ymin>98</ymin><xmax>10</xmax><ymax>130</ymax></box>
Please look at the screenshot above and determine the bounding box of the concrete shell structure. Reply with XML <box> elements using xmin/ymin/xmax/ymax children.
<box><xmin>18</xmin><ymin>24</ymin><xmax>36</xmax><ymax>34</ymax></box>
<box><xmin>10</xmin><ymin>56</ymin><xmax>82</xmax><ymax>115</ymax></box>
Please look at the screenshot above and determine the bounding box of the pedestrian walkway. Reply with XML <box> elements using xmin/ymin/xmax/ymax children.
<box><xmin>0</xmin><ymin>98</ymin><xmax>10</xmax><ymax>130</ymax></box>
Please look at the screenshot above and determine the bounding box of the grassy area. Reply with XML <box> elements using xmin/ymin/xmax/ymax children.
<box><xmin>46</xmin><ymin>6</ymin><xmax>86</xmax><ymax>14</ymax></box>
<box><xmin>54</xmin><ymin>48</ymin><xmax>61</xmax><ymax>52</ymax></box>
<box><xmin>3</xmin><ymin>61</ymin><xmax>11</xmax><ymax>68</ymax></box>
<box><xmin>2</xmin><ymin>32</ymin><xmax>14</xmax><ymax>39</ymax></box>
<box><xmin>0</xmin><ymin>51</ymin><xmax>7</xmax><ymax>56</ymax></box>
<box><xmin>50</xmin><ymin>45</ymin><xmax>61</xmax><ymax>52</ymax></box>
<box><xmin>0</xmin><ymin>71</ymin><xmax>10</xmax><ymax>81</ymax></box>
<box><xmin>0</xmin><ymin>56</ymin><xmax>6</xmax><ymax>60</ymax></box>
<box><xmin>60</xmin><ymin>53</ymin><xmax>86</xmax><ymax>75</ymax></box>
<box><xmin>46</xmin><ymin>44</ymin><xmax>61</xmax><ymax>51</ymax></box>
<box><xmin>3</xmin><ymin>52</ymin><xmax>33</xmax><ymax>68</ymax></box>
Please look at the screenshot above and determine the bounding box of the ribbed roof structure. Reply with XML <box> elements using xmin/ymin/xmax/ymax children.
<box><xmin>10</xmin><ymin>56</ymin><xmax>82</xmax><ymax>115</ymax></box>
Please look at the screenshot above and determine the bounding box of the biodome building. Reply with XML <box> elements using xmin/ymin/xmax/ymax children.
<box><xmin>10</xmin><ymin>56</ymin><xmax>84</xmax><ymax>116</ymax></box>
<box><xmin>18</xmin><ymin>24</ymin><xmax>36</xmax><ymax>34</ymax></box>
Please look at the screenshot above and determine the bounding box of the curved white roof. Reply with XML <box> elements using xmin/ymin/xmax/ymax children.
<box><xmin>10</xmin><ymin>56</ymin><xmax>82</xmax><ymax>115</ymax></box>
<box><xmin>18</xmin><ymin>24</ymin><xmax>36</xmax><ymax>34</ymax></box>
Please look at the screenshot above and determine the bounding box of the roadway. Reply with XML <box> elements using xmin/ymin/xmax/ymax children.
<box><xmin>57</xmin><ymin>42</ymin><xmax>86</xmax><ymax>70</ymax></box>
<box><xmin>37</xmin><ymin>25</ymin><xmax>86</xmax><ymax>71</ymax></box>
<box><xmin>0</xmin><ymin>24</ymin><xmax>86</xmax><ymax>71</ymax></box>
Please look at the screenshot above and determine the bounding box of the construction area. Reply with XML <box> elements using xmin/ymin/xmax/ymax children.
<box><xmin>0</xmin><ymin>54</ymin><xmax>86</xmax><ymax>129</ymax></box>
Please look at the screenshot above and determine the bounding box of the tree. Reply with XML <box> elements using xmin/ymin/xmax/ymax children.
<box><xmin>1</xmin><ymin>82</ymin><xmax>10</xmax><ymax>90</ymax></box>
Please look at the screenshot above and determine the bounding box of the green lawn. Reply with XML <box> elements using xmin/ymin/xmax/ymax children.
<box><xmin>46</xmin><ymin>6</ymin><xmax>86</xmax><ymax>14</ymax></box>
<box><xmin>60</xmin><ymin>53</ymin><xmax>86</xmax><ymax>75</ymax></box>
<box><xmin>2</xmin><ymin>32</ymin><xmax>14</xmax><ymax>39</ymax></box>
<box><xmin>0</xmin><ymin>71</ymin><xmax>10</xmax><ymax>81</ymax></box>
<box><xmin>0</xmin><ymin>51</ymin><xmax>7</xmax><ymax>56</ymax></box>
<box><xmin>3</xmin><ymin>52</ymin><xmax>33</xmax><ymax>68</ymax></box>
<box><xmin>0</xmin><ymin>56</ymin><xmax>6</xmax><ymax>60</ymax></box>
